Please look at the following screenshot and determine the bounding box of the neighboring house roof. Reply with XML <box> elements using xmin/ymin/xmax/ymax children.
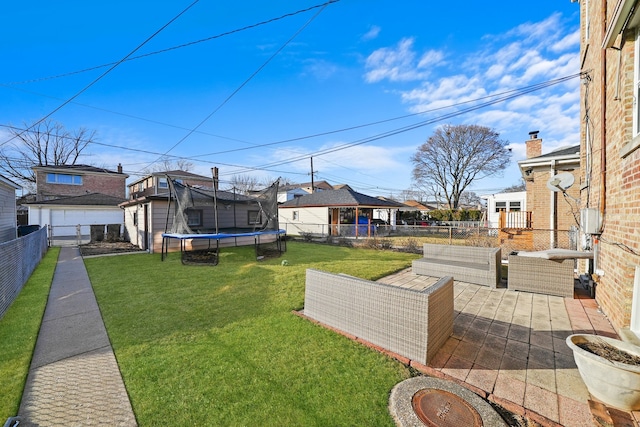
<box><xmin>279</xmin><ymin>180</ymin><xmax>346</xmax><ymax>192</ymax></box>
<box><xmin>121</xmin><ymin>187</ymin><xmax>256</xmax><ymax>207</ymax></box>
<box><xmin>26</xmin><ymin>193</ymin><xmax>126</xmax><ymax>206</ymax></box>
<box><xmin>0</xmin><ymin>173</ymin><xmax>20</xmax><ymax>189</ymax></box>
<box><xmin>33</xmin><ymin>164</ymin><xmax>127</xmax><ymax>176</ymax></box>
<box><xmin>279</xmin><ymin>188</ymin><xmax>405</xmax><ymax>208</ymax></box>
<box><xmin>532</xmin><ymin>145</ymin><xmax>580</xmax><ymax>159</ymax></box>
<box><xmin>519</xmin><ymin>144</ymin><xmax>580</xmax><ymax>167</ymax></box>
<box><xmin>403</xmin><ymin>199</ymin><xmax>432</xmax><ymax>210</ymax></box>
<box><xmin>128</xmin><ymin>170</ymin><xmax>211</xmax><ymax>186</ymax></box>
<box><xmin>518</xmin><ymin>144</ymin><xmax>580</xmax><ymax>179</ymax></box>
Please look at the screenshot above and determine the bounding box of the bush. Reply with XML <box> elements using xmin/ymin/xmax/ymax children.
<box><xmin>400</xmin><ymin>237</ymin><xmax>420</xmax><ymax>253</ymax></box>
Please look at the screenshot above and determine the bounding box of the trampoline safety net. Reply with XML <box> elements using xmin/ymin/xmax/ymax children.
<box><xmin>164</xmin><ymin>176</ymin><xmax>285</xmax><ymax>264</ymax></box>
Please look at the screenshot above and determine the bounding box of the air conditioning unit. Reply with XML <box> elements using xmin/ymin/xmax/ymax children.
<box><xmin>581</xmin><ymin>208</ymin><xmax>601</xmax><ymax>234</ymax></box>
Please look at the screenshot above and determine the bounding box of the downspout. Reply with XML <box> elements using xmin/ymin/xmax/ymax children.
<box><xmin>599</xmin><ymin>2</ymin><xmax>607</xmax><ymax>231</ymax></box>
<box><xmin>594</xmin><ymin>1</ymin><xmax>608</xmax><ymax>275</ymax></box>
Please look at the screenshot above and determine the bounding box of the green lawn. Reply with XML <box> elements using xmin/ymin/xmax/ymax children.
<box><xmin>0</xmin><ymin>247</ymin><xmax>60</xmax><ymax>420</ymax></box>
<box><xmin>85</xmin><ymin>242</ymin><xmax>420</xmax><ymax>426</ymax></box>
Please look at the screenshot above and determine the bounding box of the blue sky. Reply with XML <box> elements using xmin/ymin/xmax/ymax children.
<box><xmin>1</xmin><ymin>1</ymin><xmax>580</xmax><ymax>198</ymax></box>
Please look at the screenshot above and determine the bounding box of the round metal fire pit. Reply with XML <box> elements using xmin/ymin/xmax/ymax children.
<box><xmin>389</xmin><ymin>377</ymin><xmax>507</xmax><ymax>427</ymax></box>
<box><xmin>412</xmin><ymin>388</ymin><xmax>483</xmax><ymax>426</ymax></box>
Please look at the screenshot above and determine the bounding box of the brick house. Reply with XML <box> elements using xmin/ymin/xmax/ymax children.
<box><xmin>518</xmin><ymin>132</ymin><xmax>581</xmax><ymax>234</ymax></box>
<box><xmin>28</xmin><ymin>164</ymin><xmax>128</xmax><ymax>242</ymax></box>
<box><xmin>579</xmin><ymin>0</ymin><xmax>640</xmax><ymax>333</ymax></box>
<box><xmin>33</xmin><ymin>164</ymin><xmax>127</xmax><ymax>200</ymax></box>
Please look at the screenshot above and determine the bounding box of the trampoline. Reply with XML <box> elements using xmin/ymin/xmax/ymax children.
<box><xmin>161</xmin><ymin>229</ymin><xmax>286</xmax><ymax>264</ymax></box>
<box><xmin>160</xmin><ymin>176</ymin><xmax>286</xmax><ymax>265</ymax></box>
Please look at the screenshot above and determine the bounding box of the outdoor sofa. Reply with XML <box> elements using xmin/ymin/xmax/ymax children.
<box><xmin>508</xmin><ymin>249</ymin><xmax>593</xmax><ymax>298</ymax></box>
<box><xmin>412</xmin><ymin>243</ymin><xmax>502</xmax><ymax>288</ymax></box>
<box><xmin>303</xmin><ymin>268</ymin><xmax>453</xmax><ymax>365</ymax></box>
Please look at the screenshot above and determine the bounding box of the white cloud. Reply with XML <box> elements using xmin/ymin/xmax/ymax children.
<box><xmin>551</xmin><ymin>30</ymin><xmax>580</xmax><ymax>53</ymax></box>
<box><xmin>364</xmin><ymin>38</ymin><xmax>444</xmax><ymax>83</ymax></box>
<box><xmin>361</xmin><ymin>25</ymin><xmax>381</xmax><ymax>41</ymax></box>
<box><xmin>302</xmin><ymin>59</ymin><xmax>339</xmax><ymax>80</ymax></box>
<box><xmin>364</xmin><ymin>12</ymin><xmax>580</xmax><ymax>164</ymax></box>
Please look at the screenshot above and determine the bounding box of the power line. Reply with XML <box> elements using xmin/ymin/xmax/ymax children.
<box><xmin>0</xmin><ymin>72</ymin><xmax>581</xmax><ymax>181</ymax></box>
<box><xmin>140</xmin><ymin>0</ymin><xmax>333</xmax><ymax>172</ymax></box>
<box><xmin>2</xmin><ymin>0</ymin><xmax>340</xmax><ymax>86</ymax></box>
<box><xmin>0</xmin><ymin>0</ymin><xmax>200</xmax><ymax>148</ymax></box>
<box><xmin>228</xmin><ymin>73</ymin><xmax>582</xmax><ymax>174</ymax></box>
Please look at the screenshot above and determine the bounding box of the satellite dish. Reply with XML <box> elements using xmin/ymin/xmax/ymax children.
<box><xmin>547</xmin><ymin>172</ymin><xmax>575</xmax><ymax>192</ymax></box>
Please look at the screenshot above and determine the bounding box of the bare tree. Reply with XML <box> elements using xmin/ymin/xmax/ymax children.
<box><xmin>411</xmin><ymin>124</ymin><xmax>511</xmax><ymax>209</ymax></box>
<box><xmin>503</xmin><ymin>180</ymin><xmax>526</xmax><ymax>193</ymax></box>
<box><xmin>0</xmin><ymin>120</ymin><xmax>95</xmax><ymax>189</ymax></box>
<box><xmin>459</xmin><ymin>191</ymin><xmax>481</xmax><ymax>208</ymax></box>
<box><xmin>144</xmin><ymin>156</ymin><xmax>194</xmax><ymax>174</ymax></box>
<box><xmin>226</xmin><ymin>174</ymin><xmax>261</xmax><ymax>195</ymax></box>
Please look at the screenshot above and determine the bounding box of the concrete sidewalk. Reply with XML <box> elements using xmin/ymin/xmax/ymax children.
<box><xmin>17</xmin><ymin>246</ymin><xmax>136</xmax><ymax>426</ymax></box>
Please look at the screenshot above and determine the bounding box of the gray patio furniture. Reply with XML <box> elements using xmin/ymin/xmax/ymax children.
<box><xmin>507</xmin><ymin>249</ymin><xmax>593</xmax><ymax>298</ymax></box>
<box><xmin>412</xmin><ymin>243</ymin><xmax>502</xmax><ymax>288</ymax></box>
<box><xmin>303</xmin><ymin>268</ymin><xmax>453</xmax><ymax>365</ymax></box>
<box><xmin>508</xmin><ymin>254</ymin><xmax>574</xmax><ymax>297</ymax></box>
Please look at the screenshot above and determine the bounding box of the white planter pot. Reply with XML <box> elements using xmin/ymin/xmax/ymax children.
<box><xmin>566</xmin><ymin>334</ymin><xmax>640</xmax><ymax>411</ymax></box>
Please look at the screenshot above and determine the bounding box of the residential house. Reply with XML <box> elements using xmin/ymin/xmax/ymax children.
<box><xmin>480</xmin><ymin>191</ymin><xmax>527</xmax><ymax>229</ymax></box>
<box><xmin>34</xmin><ymin>164</ymin><xmax>127</xmax><ymax>200</ymax></box>
<box><xmin>276</xmin><ymin>180</ymin><xmax>350</xmax><ymax>203</ymax></box>
<box><xmin>278</xmin><ymin>188</ymin><xmax>405</xmax><ymax>236</ymax></box>
<box><xmin>122</xmin><ymin>170</ymin><xmax>214</xmax><ymax>251</ymax></box>
<box><xmin>28</xmin><ymin>164</ymin><xmax>128</xmax><ymax>241</ymax></box>
<box><xmin>579</xmin><ymin>0</ymin><xmax>640</xmax><ymax>333</ymax></box>
<box><xmin>518</xmin><ymin>132</ymin><xmax>581</xmax><ymax>234</ymax></box>
<box><xmin>0</xmin><ymin>174</ymin><xmax>20</xmax><ymax>243</ymax></box>
<box><xmin>401</xmin><ymin>199</ymin><xmax>437</xmax><ymax>223</ymax></box>
<box><xmin>121</xmin><ymin>170</ymin><xmax>277</xmax><ymax>253</ymax></box>
<box><xmin>29</xmin><ymin>193</ymin><xmax>126</xmax><ymax>242</ymax></box>
<box><xmin>489</xmin><ymin>133</ymin><xmax>581</xmax><ymax>252</ymax></box>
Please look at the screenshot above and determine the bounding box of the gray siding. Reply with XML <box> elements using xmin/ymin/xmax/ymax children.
<box><xmin>0</xmin><ymin>182</ymin><xmax>17</xmax><ymax>243</ymax></box>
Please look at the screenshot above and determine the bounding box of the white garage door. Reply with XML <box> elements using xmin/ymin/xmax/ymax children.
<box><xmin>50</xmin><ymin>208</ymin><xmax>123</xmax><ymax>237</ymax></box>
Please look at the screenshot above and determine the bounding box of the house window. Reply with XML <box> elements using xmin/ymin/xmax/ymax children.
<box><xmin>509</xmin><ymin>201</ymin><xmax>521</xmax><ymax>212</ymax></box>
<box><xmin>248</xmin><ymin>210</ymin><xmax>262</xmax><ymax>225</ymax></box>
<box><xmin>495</xmin><ymin>202</ymin><xmax>506</xmax><ymax>213</ymax></box>
<box><xmin>292</xmin><ymin>211</ymin><xmax>299</xmax><ymax>220</ymax></box>
<box><xmin>158</xmin><ymin>177</ymin><xmax>168</xmax><ymax>189</ymax></box>
<box><xmin>46</xmin><ymin>173</ymin><xmax>82</xmax><ymax>185</ymax></box>
<box><xmin>133</xmin><ymin>212</ymin><xmax>138</xmax><ymax>226</ymax></box>
<box><xmin>186</xmin><ymin>209</ymin><xmax>202</xmax><ymax>227</ymax></box>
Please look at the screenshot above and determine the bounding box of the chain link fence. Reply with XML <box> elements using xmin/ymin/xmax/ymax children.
<box><xmin>0</xmin><ymin>226</ymin><xmax>48</xmax><ymax>319</ymax></box>
<box><xmin>281</xmin><ymin>222</ymin><xmax>578</xmax><ymax>259</ymax></box>
<box><xmin>47</xmin><ymin>224</ymin><xmax>124</xmax><ymax>246</ymax></box>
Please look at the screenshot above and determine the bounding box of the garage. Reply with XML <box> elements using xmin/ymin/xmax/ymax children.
<box><xmin>27</xmin><ymin>193</ymin><xmax>125</xmax><ymax>244</ymax></box>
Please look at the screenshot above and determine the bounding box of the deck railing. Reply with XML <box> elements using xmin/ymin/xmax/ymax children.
<box><xmin>499</xmin><ymin>211</ymin><xmax>532</xmax><ymax>229</ymax></box>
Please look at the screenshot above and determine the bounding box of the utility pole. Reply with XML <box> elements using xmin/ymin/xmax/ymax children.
<box><xmin>310</xmin><ymin>157</ymin><xmax>316</xmax><ymax>193</ymax></box>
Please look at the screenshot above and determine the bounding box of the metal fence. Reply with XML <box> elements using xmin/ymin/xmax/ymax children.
<box><xmin>281</xmin><ymin>222</ymin><xmax>579</xmax><ymax>259</ymax></box>
<box><xmin>0</xmin><ymin>226</ymin><xmax>48</xmax><ymax>319</ymax></box>
<box><xmin>48</xmin><ymin>224</ymin><xmax>124</xmax><ymax>246</ymax></box>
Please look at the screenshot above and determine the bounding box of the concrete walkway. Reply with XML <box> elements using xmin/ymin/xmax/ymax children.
<box><xmin>17</xmin><ymin>247</ymin><xmax>136</xmax><ymax>426</ymax></box>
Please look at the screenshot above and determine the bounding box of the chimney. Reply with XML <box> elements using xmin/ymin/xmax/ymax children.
<box><xmin>117</xmin><ymin>163</ymin><xmax>123</xmax><ymax>174</ymax></box>
<box><xmin>526</xmin><ymin>131</ymin><xmax>542</xmax><ymax>159</ymax></box>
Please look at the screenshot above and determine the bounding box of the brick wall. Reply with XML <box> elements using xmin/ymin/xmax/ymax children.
<box><xmin>36</xmin><ymin>169</ymin><xmax>126</xmax><ymax>200</ymax></box>
<box><xmin>580</xmin><ymin>0</ymin><xmax>640</xmax><ymax>331</ymax></box>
